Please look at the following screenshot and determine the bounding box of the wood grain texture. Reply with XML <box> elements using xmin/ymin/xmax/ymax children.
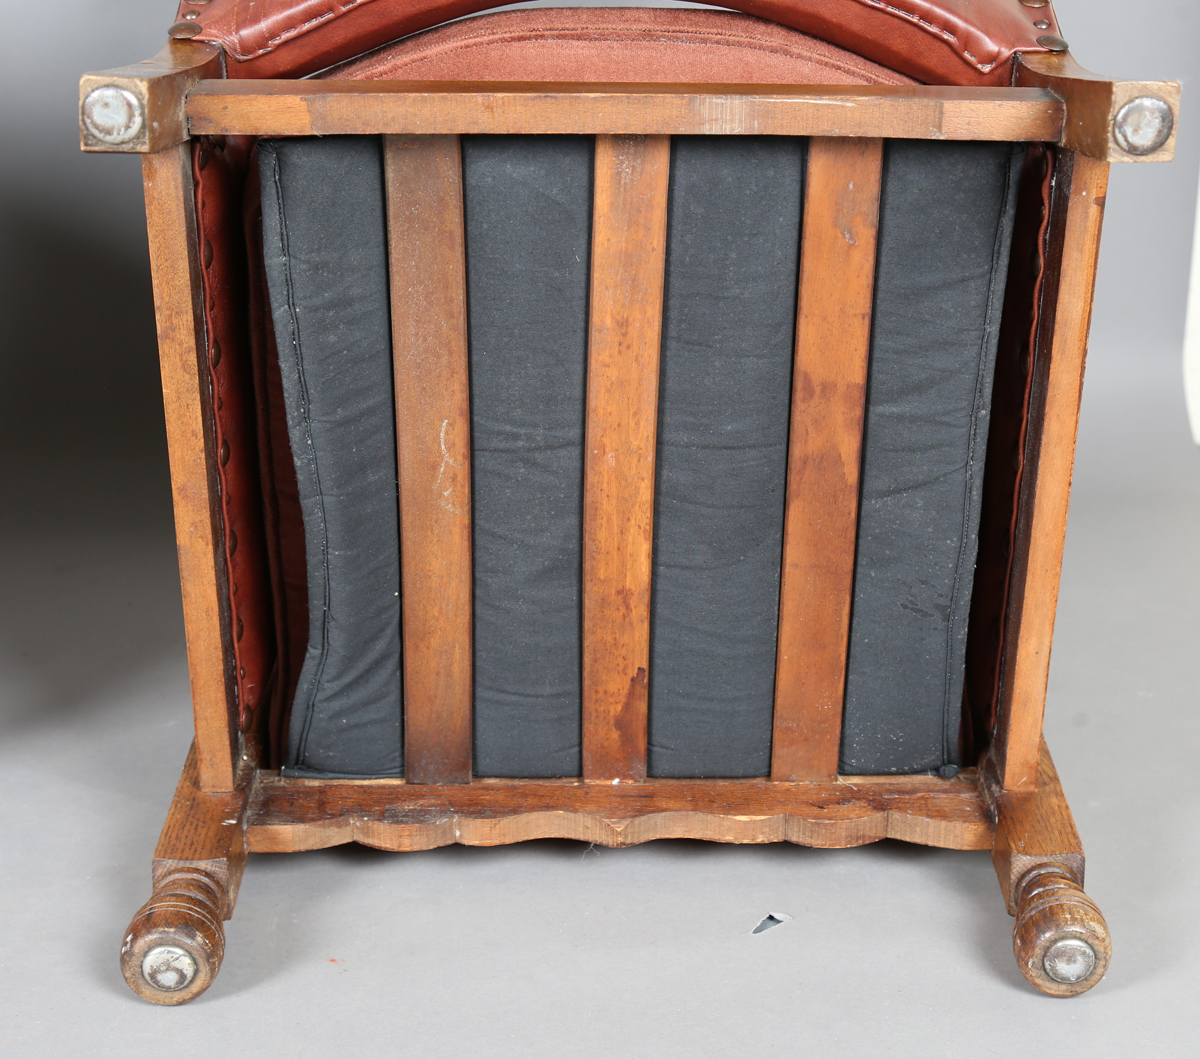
<box><xmin>1014</xmin><ymin>52</ymin><xmax>1179</xmax><ymax>163</ymax></box>
<box><xmin>581</xmin><ymin>134</ymin><xmax>670</xmax><ymax>782</ymax></box>
<box><xmin>385</xmin><ymin>134</ymin><xmax>474</xmax><ymax>784</ymax></box>
<box><xmin>992</xmin><ymin>153</ymin><xmax>1110</xmax><ymax>791</ymax></box>
<box><xmin>244</xmin><ymin>770</ymin><xmax>992</xmax><ymax>853</ymax></box>
<box><xmin>152</xmin><ymin>743</ymin><xmax>250</xmax><ymax>917</ymax></box>
<box><xmin>985</xmin><ymin>737</ymin><xmax>1084</xmax><ymax>915</ymax></box>
<box><xmin>1011</xmin><ymin>867</ymin><xmax>1110</xmax><ymax>996</ymax></box>
<box><xmin>121</xmin><ymin>743</ymin><xmax>252</xmax><ymax>1003</ymax></box>
<box><xmin>121</xmin><ymin>867</ymin><xmax>227</xmax><ymax>1005</ymax></box>
<box><xmin>186</xmin><ymin>81</ymin><xmax>1064</xmax><ymax>143</ymax></box>
<box><xmin>143</xmin><ymin>146</ymin><xmax>238</xmax><ymax>792</ymax></box>
<box><xmin>81</xmin><ymin>40</ymin><xmax>222</xmax><ymax>153</ymax></box>
<box><xmin>772</xmin><ymin>137</ymin><xmax>882</xmax><ymax>782</ymax></box>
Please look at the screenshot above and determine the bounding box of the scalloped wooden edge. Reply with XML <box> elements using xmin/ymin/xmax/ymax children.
<box><xmin>243</xmin><ymin>772</ymin><xmax>994</xmax><ymax>853</ymax></box>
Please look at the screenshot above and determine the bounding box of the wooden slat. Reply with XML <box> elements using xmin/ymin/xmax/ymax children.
<box><xmin>771</xmin><ymin>137</ymin><xmax>884</xmax><ymax>782</ymax></box>
<box><xmin>244</xmin><ymin>770</ymin><xmax>993</xmax><ymax>854</ymax></box>
<box><xmin>186</xmin><ymin>81</ymin><xmax>1064</xmax><ymax>143</ymax></box>
<box><xmin>142</xmin><ymin>145</ymin><xmax>238</xmax><ymax>792</ymax></box>
<box><xmin>385</xmin><ymin>134</ymin><xmax>473</xmax><ymax>784</ymax></box>
<box><xmin>992</xmin><ymin>153</ymin><xmax>1110</xmax><ymax>791</ymax></box>
<box><xmin>581</xmin><ymin>134</ymin><xmax>670</xmax><ymax>782</ymax></box>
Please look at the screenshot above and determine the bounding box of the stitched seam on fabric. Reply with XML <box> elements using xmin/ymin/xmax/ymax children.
<box><xmin>266</xmin><ymin>10</ymin><xmax>340</xmax><ymax>49</ymax></box>
<box><xmin>860</xmin><ymin>0</ymin><xmax>996</xmax><ymax>73</ymax></box>
<box><xmin>941</xmin><ymin>145</ymin><xmax>1020</xmax><ymax>766</ymax></box>
<box><xmin>230</xmin><ymin>0</ymin><xmax>374</xmax><ymax>59</ymax></box>
<box><xmin>267</xmin><ymin>148</ymin><xmax>332</xmax><ymax>769</ymax></box>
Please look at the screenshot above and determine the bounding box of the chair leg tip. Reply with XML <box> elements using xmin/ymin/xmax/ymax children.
<box><xmin>120</xmin><ymin>868</ymin><xmax>227</xmax><ymax>1006</ymax></box>
<box><xmin>1012</xmin><ymin>866</ymin><xmax>1111</xmax><ymax>997</ymax></box>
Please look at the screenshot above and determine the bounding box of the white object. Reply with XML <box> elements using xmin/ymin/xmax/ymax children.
<box><xmin>1185</xmin><ymin>167</ymin><xmax>1200</xmax><ymax>445</ymax></box>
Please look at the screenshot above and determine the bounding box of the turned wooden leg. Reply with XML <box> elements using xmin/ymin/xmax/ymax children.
<box><xmin>122</xmin><ymin>743</ymin><xmax>249</xmax><ymax>1006</ymax></box>
<box><xmin>120</xmin><ymin>868</ymin><xmax>228</xmax><ymax>1004</ymax></box>
<box><xmin>989</xmin><ymin>738</ymin><xmax>1110</xmax><ymax>997</ymax></box>
<box><xmin>1011</xmin><ymin>866</ymin><xmax>1111</xmax><ymax>996</ymax></box>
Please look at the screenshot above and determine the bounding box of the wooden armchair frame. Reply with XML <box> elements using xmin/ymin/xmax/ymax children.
<box><xmin>81</xmin><ymin>32</ymin><xmax>1178</xmax><ymax>1004</ymax></box>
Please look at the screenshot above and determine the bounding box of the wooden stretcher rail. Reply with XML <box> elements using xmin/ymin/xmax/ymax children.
<box><xmin>185</xmin><ymin>81</ymin><xmax>1065</xmax><ymax>142</ymax></box>
<box><xmin>244</xmin><ymin>769</ymin><xmax>994</xmax><ymax>853</ymax></box>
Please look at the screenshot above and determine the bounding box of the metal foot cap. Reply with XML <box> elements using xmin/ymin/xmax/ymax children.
<box><xmin>142</xmin><ymin>945</ymin><xmax>198</xmax><ymax>992</ymax></box>
<box><xmin>1043</xmin><ymin>937</ymin><xmax>1097</xmax><ymax>985</ymax></box>
<box><xmin>1113</xmin><ymin>97</ymin><xmax>1174</xmax><ymax>156</ymax></box>
<box><xmin>82</xmin><ymin>86</ymin><xmax>144</xmax><ymax>146</ymax></box>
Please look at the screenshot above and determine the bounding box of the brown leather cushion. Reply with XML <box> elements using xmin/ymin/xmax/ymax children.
<box><xmin>178</xmin><ymin>0</ymin><xmax>1063</xmax><ymax>85</ymax></box>
<box><xmin>327</xmin><ymin>9</ymin><xmax>917</xmax><ymax>86</ymax></box>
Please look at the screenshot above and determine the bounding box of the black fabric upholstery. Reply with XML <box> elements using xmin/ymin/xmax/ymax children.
<box><xmin>648</xmin><ymin>136</ymin><xmax>803</xmax><ymax>777</ymax></box>
<box><xmin>463</xmin><ymin>135</ymin><xmax>591</xmax><ymax>777</ymax></box>
<box><xmin>258</xmin><ymin>133</ymin><xmax>1022</xmax><ymax>780</ymax></box>
<box><xmin>259</xmin><ymin>137</ymin><xmax>403</xmax><ymax>777</ymax></box>
<box><xmin>839</xmin><ymin>140</ymin><xmax>1024</xmax><ymax>774</ymax></box>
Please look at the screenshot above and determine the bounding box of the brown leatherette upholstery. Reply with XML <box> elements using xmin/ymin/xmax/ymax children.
<box><xmin>192</xmin><ymin>136</ymin><xmax>275</xmax><ymax>731</ymax></box>
<box><xmin>326</xmin><ymin>9</ymin><xmax>917</xmax><ymax>85</ymax></box>
<box><xmin>174</xmin><ymin>0</ymin><xmax>1061</xmax><ymax>85</ymax></box>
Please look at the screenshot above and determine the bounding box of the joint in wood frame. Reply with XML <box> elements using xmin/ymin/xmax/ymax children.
<box><xmin>981</xmin><ymin>739</ymin><xmax>1084</xmax><ymax>915</ymax></box>
<box><xmin>80</xmin><ymin>40</ymin><xmax>223</xmax><ymax>153</ymax></box>
<box><xmin>1014</xmin><ymin>51</ymin><xmax>1179</xmax><ymax>163</ymax></box>
<box><xmin>152</xmin><ymin>744</ymin><xmax>253</xmax><ymax>920</ymax></box>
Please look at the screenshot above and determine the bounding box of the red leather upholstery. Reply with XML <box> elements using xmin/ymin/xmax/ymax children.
<box><xmin>192</xmin><ymin>136</ymin><xmax>275</xmax><ymax>731</ymax></box>
<box><xmin>327</xmin><ymin>9</ymin><xmax>917</xmax><ymax>86</ymax></box>
<box><xmin>241</xmin><ymin>155</ymin><xmax>310</xmax><ymax>764</ymax></box>
<box><xmin>175</xmin><ymin>0</ymin><xmax>1061</xmax><ymax>85</ymax></box>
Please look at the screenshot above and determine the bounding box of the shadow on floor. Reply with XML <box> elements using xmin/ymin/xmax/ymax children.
<box><xmin>0</xmin><ymin>195</ymin><xmax>185</xmax><ymax>730</ymax></box>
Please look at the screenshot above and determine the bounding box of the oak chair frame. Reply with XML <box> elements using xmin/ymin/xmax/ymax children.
<box><xmin>81</xmin><ymin>37</ymin><xmax>1178</xmax><ymax>1003</ymax></box>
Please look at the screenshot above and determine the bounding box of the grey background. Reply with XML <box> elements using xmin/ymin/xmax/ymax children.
<box><xmin>1</xmin><ymin>1</ymin><xmax>1197</xmax><ymax>1054</ymax></box>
